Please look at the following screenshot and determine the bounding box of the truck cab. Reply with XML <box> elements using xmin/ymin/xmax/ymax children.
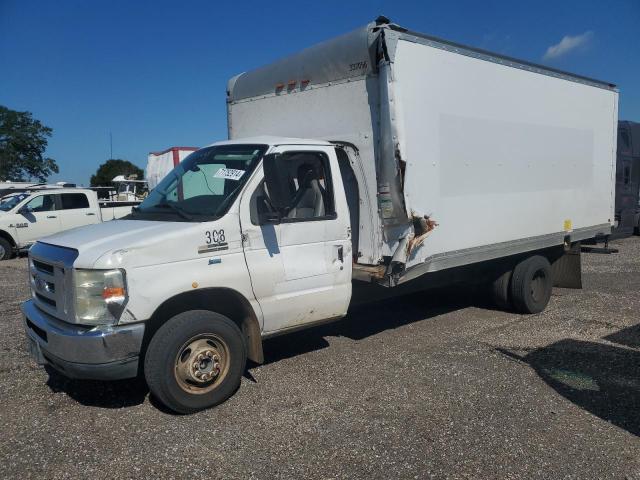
<box><xmin>22</xmin><ymin>138</ymin><xmax>357</xmax><ymax>413</ymax></box>
<box><xmin>0</xmin><ymin>188</ymin><xmax>102</xmax><ymax>259</ymax></box>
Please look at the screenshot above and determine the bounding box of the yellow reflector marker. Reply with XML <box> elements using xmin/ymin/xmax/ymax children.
<box><xmin>564</xmin><ymin>219</ymin><xmax>573</xmax><ymax>231</ymax></box>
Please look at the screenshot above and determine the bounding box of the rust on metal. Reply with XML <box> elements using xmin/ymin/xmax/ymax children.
<box><xmin>407</xmin><ymin>213</ymin><xmax>438</xmax><ymax>255</ymax></box>
<box><xmin>352</xmin><ymin>262</ymin><xmax>387</xmax><ymax>282</ymax></box>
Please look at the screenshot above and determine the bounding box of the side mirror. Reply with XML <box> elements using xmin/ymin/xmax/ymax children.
<box><xmin>262</xmin><ymin>153</ymin><xmax>291</xmax><ymax>211</ymax></box>
<box><xmin>18</xmin><ymin>206</ymin><xmax>31</xmax><ymax>215</ymax></box>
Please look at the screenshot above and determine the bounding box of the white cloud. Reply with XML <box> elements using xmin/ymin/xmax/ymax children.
<box><xmin>542</xmin><ymin>31</ymin><xmax>594</xmax><ymax>61</ymax></box>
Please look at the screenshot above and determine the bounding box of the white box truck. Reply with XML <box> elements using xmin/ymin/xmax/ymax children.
<box><xmin>22</xmin><ymin>18</ymin><xmax>617</xmax><ymax>413</ymax></box>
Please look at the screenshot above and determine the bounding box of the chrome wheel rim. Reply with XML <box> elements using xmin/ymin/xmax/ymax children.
<box><xmin>174</xmin><ymin>334</ymin><xmax>230</xmax><ymax>394</ymax></box>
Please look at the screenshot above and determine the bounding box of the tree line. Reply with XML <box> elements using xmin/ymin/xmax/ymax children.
<box><xmin>0</xmin><ymin>105</ymin><xmax>143</xmax><ymax>187</ymax></box>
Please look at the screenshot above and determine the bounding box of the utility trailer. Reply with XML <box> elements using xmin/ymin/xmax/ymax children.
<box><xmin>228</xmin><ymin>17</ymin><xmax>617</xmax><ymax>289</ymax></box>
<box><xmin>613</xmin><ymin>121</ymin><xmax>640</xmax><ymax>236</ymax></box>
<box><xmin>21</xmin><ymin>17</ymin><xmax>618</xmax><ymax>413</ymax></box>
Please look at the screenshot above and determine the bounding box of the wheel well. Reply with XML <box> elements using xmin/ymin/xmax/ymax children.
<box><xmin>143</xmin><ymin>288</ymin><xmax>264</xmax><ymax>364</ymax></box>
<box><xmin>0</xmin><ymin>230</ymin><xmax>16</xmax><ymax>248</ymax></box>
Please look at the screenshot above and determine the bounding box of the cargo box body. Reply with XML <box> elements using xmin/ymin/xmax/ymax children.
<box><xmin>227</xmin><ymin>20</ymin><xmax>617</xmax><ymax>279</ymax></box>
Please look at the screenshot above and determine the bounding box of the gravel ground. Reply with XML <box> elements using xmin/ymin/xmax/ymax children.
<box><xmin>1</xmin><ymin>238</ymin><xmax>639</xmax><ymax>479</ymax></box>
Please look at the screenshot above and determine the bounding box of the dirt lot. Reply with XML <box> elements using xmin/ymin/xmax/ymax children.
<box><xmin>1</xmin><ymin>238</ymin><xmax>639</xmax><ymax>479</ymax></box>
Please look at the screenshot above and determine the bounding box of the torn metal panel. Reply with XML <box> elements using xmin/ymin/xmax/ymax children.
<box><xmin>351</xmin><ymin>263</ymin><xmax>387</xmax><ymax>283</ymax></box>
<box><xmin>376</xmin><ymin>60</ymin><xmax>408</xmax><ymax>228</ymax></box>
<box><xmin>384</xmin><ymin>213</ymin><xmax>438</xmax><ymax>283</ymax></box>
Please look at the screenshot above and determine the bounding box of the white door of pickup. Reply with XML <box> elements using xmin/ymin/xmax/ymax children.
<box><xmin>15</xmin><ymin>193</ymin><xmax>61</xmax><ymax>246</ymax></box>
<box><xmin>239</xmin><ymin>146</ymin><xmax>352</xmax><ymax>333</ymax></box>
<box><xmin>58</xmin><ymin>193</ymin><xmax>100</xmax><ymax>230</ymax></box>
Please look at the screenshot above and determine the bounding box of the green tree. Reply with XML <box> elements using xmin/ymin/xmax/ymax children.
<box><xmin>0</xmin><ymin>105</ymin><xmax>59</xmax><ymax>182</ymax></box>
<box><xmin>90</xmin><ymin>159</ymin><xmax>144</xmax><ymax>187</ymax></box>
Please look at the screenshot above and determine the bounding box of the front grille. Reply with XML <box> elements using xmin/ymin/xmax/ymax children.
<box><xmin>29</xmin><ymin>256</ymin><xmax>67</xmax><ymax>321</ymax></box>
<box><xmin>28</xmin><ymin>243</ymin><xmax>79</xmax><ymax>323</ymax></box>
<box><xmin>35</xmin><ymin>292</ymin><xmax>56</xmax><ymax>307</ymax></box>
<box><xmin>33</xmin><ymin>259</ymin><xmax>54</xmax><ymax>275</ymax></box>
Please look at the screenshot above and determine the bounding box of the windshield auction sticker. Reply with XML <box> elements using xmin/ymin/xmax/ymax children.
<box><xmin>214</xmin><ymin>168</ymin><xmax>245</xmax><ymax>181</ymax></box>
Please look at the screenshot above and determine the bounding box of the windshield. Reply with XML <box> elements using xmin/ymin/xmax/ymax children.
<box><xmin>131</xmin><ymin>144</ymin><xmax>267</xmax><ymax>222</ymax></box>
<box><xmin>0</xmin><ymin>193</ymin><xmax>30</xmax><ymax>212</ymax></box>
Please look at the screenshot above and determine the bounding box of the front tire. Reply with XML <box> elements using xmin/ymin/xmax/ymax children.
<box><xmin>510</xmin><ymin>255</ymin><xmax>552</xmax><ymax>314</ymax></box>
<box><xmin>0</xmin><ymin>237</ymin><xmax>13</xmax><ymax>260</ymax></box>
<box><xmin>144</xmin><ymin>310</ymin><xmax>246</xmax><ymax>414</ymax></box>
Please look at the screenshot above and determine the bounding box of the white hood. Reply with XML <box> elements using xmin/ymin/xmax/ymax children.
<box><xmin>40</xmin><ymin>220</ymin><xmax>199</xmax><ymax>268</ymax></box>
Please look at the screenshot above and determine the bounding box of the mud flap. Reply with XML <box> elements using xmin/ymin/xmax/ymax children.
<box><xmin>551</xmin><ymin>242</ymin><xmax>582</xmax><ymax>289</ymax></box>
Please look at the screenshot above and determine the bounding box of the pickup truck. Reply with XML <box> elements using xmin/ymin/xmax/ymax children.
<box><xmin>21</xmin><ymin>18</ymin><xmax>617</xmax><ymax>414</ymax></box>
<box><xmin>0</xmin><ymin>188</ymin><xmax>132</xmax><ymax>260</ymax></box>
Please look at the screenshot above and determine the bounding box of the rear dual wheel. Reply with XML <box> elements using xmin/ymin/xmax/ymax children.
<box><xmin>510</xmin><ymin>255</ymin><xmax>552</xmax><ymax>314</ymax></box>
<box><xmin>490</xmin><ymin>255</ymin><xmax>553</xmax><ymax>314</ymax></box>
<box><xmin>144</xmin><ymin>310</ymin><xmax>246</xmax><ymax>414</ymax></box>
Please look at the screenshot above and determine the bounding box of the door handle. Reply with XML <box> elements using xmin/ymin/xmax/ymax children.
<box><xmin>46</xmin><ymin>215</ymin><xmax>57</xmax><ymax>219</ymax></box>
<box><xmin>86</xmin><ymin>212</ymin><xmax>96</xmax><ymax>216</ymax></box>
<box><xmin>337</xmin><ymin>245</ymin><xmax>344</xmax><ymax>263</ymax></box>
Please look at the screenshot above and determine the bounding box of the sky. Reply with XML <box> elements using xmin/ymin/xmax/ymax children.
<box><xmin>1</xmin><ymin>0</ymin><xmax>639</xmax><ymax>186</ymax></box>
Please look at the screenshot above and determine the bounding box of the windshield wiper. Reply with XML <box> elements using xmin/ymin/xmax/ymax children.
<box><xmin>154</xmin><ymin>202</ymin><xmax>194</xmax><ymax>221</ymax></box>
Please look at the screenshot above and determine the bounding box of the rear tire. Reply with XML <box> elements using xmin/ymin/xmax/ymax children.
<box><xmin>490</xmin><ymin>268</ymin><xmax>512</xmax><ymax>310</ymax></box>
<box><xmin>144</xmin><ymin>310</ymin><xmax>246</xmax><ymax>414</ymax></box>
<box><xmin>510</xmin><ymin>255</ymin><xmax>552</xmax><ymax>314</ymax></box>
<box><xmin>0</xmin><ymin>237</ymin><xmax>13</xmax><ymax>260</ymax></box>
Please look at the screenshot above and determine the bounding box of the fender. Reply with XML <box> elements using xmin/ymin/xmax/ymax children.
<box><xmin>0</xmin><ymin>229</ymin><xmax>17</xmax><ymax>249</ymax></box>
<box><xmin>144</xmin><ymin>287</ymin><xmax>264</xmax><ymax>364</ymax></box>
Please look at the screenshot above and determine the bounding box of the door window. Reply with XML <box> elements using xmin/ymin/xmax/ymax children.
<box><xmin>60</xmin><ymin>193</ymin><xmax>90</xmax><ymax>209</ymax></box>
<box><xmin>270</xmin><ymin>151</ymin><xmax>336</xmax><ymax>222</ymax></box>
<box><xmin>25</xmin><ymin>195</ymin><xmax>56</xmax><ymax>212</ymax></box>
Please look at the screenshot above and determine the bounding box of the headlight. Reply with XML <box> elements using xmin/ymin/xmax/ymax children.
<box><xmin>73</xmin><ymin>269</ymin><xmax>127</xmax><ymax>325</ymax></box>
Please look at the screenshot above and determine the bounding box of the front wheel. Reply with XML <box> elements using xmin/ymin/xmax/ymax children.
<box><xmin>0</xmin><ymin>237</ymin><xmax>13</xmax><ymax>260</ymax></box>
<box><xmin>144</xmin><ymin>310</ymin><xmax>246</xmax><ymax>414</ymax></box>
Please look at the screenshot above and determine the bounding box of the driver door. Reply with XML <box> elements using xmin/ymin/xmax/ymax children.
<box><xmin>239</xmin><ymin>146</ymin><xmax>352</xmax><ymax>333</ymax></box>
<box><xmin>15</xmin><ymin>193</ymin><xmax>61</xmax><ymax>245</ymax></box>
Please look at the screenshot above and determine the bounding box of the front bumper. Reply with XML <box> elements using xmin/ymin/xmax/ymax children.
<box><xmin>22</xmin><ymin>299</ymin><xmax>145</xmax><ymax>380</ymax></box>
